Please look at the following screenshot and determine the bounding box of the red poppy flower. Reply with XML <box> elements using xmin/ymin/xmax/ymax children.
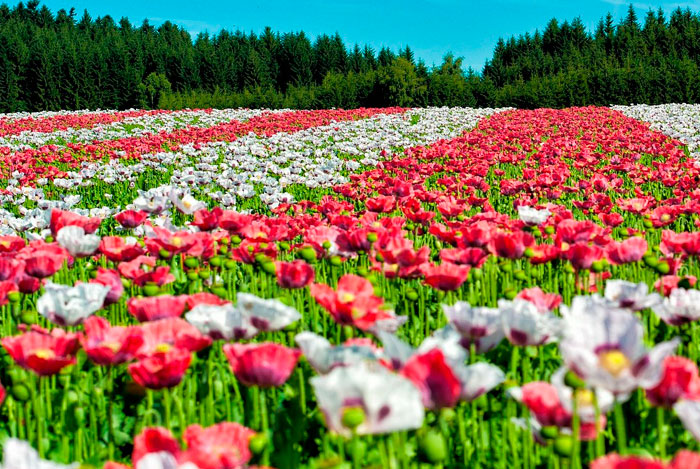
<box><xmin>0</xmin><ymin>235</ymin><xmax>26</xmax><ymax>253</ymax></box>
<box><xmin>100</xmin><ymin>237</ymin><xmax>145</xmax><ymax>262</ymax></box>
<box><xmin>185</xmin><ymin>292</ymin><xmax>230</xmax><ymax>309</ymax></box>
<box><xmin>440</xmin><ymin>247</ymin><xmax>489</xmax><ymax>268</ymax></box>
<box><xmin>219</xmin><ymin>211</ymin><xmax>255</xmax><ymax>234</ymax></box>
<box><xmin>365</xmin><ymin>195</ymin><xmax>397</xmax><ymax>213</ymax></box>
<box><xmin>400</xmin><ymin>349</ymin><xmax>461</xmax><ymax>410</ymax></box>
<box><xmin>562</xmin><ymin>243</ymin><xmax>604</xmax><ymax>271</ymax></box>
<box><xmin>181</xmin><ymin>422</ymin><xmax>256</xmax><ymax>469</ymax></box>
<box><xmin>138</xmin><ymin>318</ymin><xmax>212</xmax><ymax>357</ymax></box>
<box><xmin>421</xmin><ymin>262</ymin><xmax>470</xmax><ymax>291</ymax></box>
<box><xmin>114</xmin><ymin>210</ymin><xmax>149</xmax><ymax>229</ymax></box>
<box><xmin>128</xmin><ymin>295</ymin><xmax>189</xmax><ymax>322</ymax></box>
<box><xmin>646</xmin><ymin>356</ymin><xmax>700</xmax><ymax>408</ymax></box>
<box><xmin>192</xmin><ymin>207</ymin><xmax>223</xmax><ymax>231</ymax></box>
<box><xmin>128</xmin><ymin>347</ymin><xmax>192</xmax><ymax>390</ymax></box>
<box><xmin>2</xmin><ymin>326</ymin><xmax>80</xmax><ymax>376</ymax></box>
<box><xmin>50</xmin><ymin>209</ymin><xmax>101</xmax><ymax>236</ymax></box>
<box><xmin>132</xmin><ymin>427</ymin><xmax>181</xmax><ymax>465</ymax></box>
<box><xmin>276</xmin><ymin>260</ymin><xmax>315</xmax><ymax>289</ymax></box>
<box><xmin>516</xmin><ymin>287</ymin><xmax>562</xmax><ymax>313</ymax></box>
<box><xmin>590</xmin><ymin>454</ymin><xmax>666</xmax><ymax>469</ymax></box>
<box><xmin>223</xmin><ymin>342</ymin><xmax>301</xmax><ymax>387</ymax></box>
<box><xmin>598</xmin><ymin>212</ymin><xmax>624</xmax><ymax>227</ymax></box>
<box><xmin>230</xmin><ymin>240</ymin><xmax>278</xmax><ymax>264</ymax></box>
<box><xmin>81</xmin><ymin>316</ymin><xmax>143</xmax><ymax>366</ymax></box>
<box><xmin>487</xmin><ymin>231</ymin><xmax>534</xmax><ymax>259</ymax></box>
<box><xmin>310</xmin><ymin>274</ymin><xmax>395</xmax><ymax>330</ymax></box>
<box><xmin>90</xmin><ymin>268</ymin><xmax>124</xmax><ymax>305</ymax></box>
<box><xmin>606</xmin><ymin>237</ymin><xmax>648</xmax><ymax>265</ymax></box>
<box><xmin>20</xmin><ymin>242</ymin><xmax>72</xmax><ymax>278</ymax></box>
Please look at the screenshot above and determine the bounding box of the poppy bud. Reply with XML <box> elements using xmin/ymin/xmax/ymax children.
<box><xmin>187</xmin><ymin>271</ymin><xmax>199</xmax><ymax>281</ymax></box>
<box><xmin>158</xmin><ymin>248</ymin><xmax>171</xmax><ymax>259</ymax></box>
<box><xmin>367</xmin><ymin>232</ymin><xmax>378</xmax><ymax>243</ymax></box>
<box><xmin>330</xmin><ymin>256</ymin><xmax>343</xmax><ymax>266</ymax></box>
<box><xmin>184</xmin><ymin>257</ymin><xmax>199</xmax><ymax>269</ymax></box>
<box><xmin>7</xmin><ymin>291</ymin><xmax>21</xmax><ymax>303</ymax></box>
<box><xmin>341</xmin><ymin>406</ymin><xmax>366</xmax><ymax>429</ymax></box>
<box><xmin>564</xmin><ymin>370</ymin><xmax>586</xmax><ymax>389</ymax></box>
<box><xmin>541</xmin><ymin>426</ymin><xmax>559</xmax><ymax>440</ymax></box>
<box><xmin>224</xmin><ymin>260</ymin><xmax>237</xmax><ymax>270</ymax></box>
<box><xmin>656</xmin><ymin>261</ymin><xmax>670</xmax><ymax>275</ymax></box>
<box><xmin>143</xmin><ymin>284</ymin><xmax>161</xmax><ymax>296</ymax></box>
<box><xmin>544</xmin><ymin>226</ymin><xmax>555</xmax><ymax>235</ymax></box>
<box><xmin>11</xmin><ymin>383</ymin><xmax>30</xmax><ymax>402</ymax></box>
<box><xmin>406</xmin><ymin>289</ymin><xmax>419</xmax><ymax>301</ymax></box>
<box><xmin>299</xmin><ymin>246</ymin><xmax>317</xmax><ymax>263</ymax></box>
<box><xmin>198</xmin><ymin>269</ymin><xmax>211</xmax><ymax>279</ymax></box>
<box><xmin>553</xmin><ymin>435</ymin><xmax>573</xmax><ymax>457</ymax></box>
<box><xmin>210</xmin><ymin>257</ymin><xmax>222</xmax><ymax>267</ymax></box>
<box><xmin>419</xmin><ymin>430</ymin><xmax>447</xmax><ymax>463</ymax></box>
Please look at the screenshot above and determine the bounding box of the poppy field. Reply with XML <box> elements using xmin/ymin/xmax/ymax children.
<box><xmin>1</xmin><ymin>105</ymin><xmax>700</xmax><ymax>469</ymax></box>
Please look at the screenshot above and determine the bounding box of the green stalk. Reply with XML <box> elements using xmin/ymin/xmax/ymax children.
<box><xmin>613</xmin><ymin>400</ymin><xmax>627</xmax><ymax>455</ymax></box>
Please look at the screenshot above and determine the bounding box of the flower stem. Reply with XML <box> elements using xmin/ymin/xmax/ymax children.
<box><xmin>614</xmin><ymin>400</ymin><xmax>627</xmax><ymax>455</ymax></box>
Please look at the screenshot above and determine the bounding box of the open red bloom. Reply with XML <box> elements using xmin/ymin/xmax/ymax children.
<box><xmin>128</xmin><ymin>347</ymin><xmax>192</xmax><ymax>390</ymax></box>
<box><xmin>90</xmin><ymin>268</ymin><xmax>124</xmax><ymax>305</ymax></box>
<box><xmin>606</xmin><ymin>237</ymin><xmax>648</xmax><ymax>265</ymax></box>
<box><xmin>310</xmin><ymin>274</ymin><xmax>395</xmax><ymax>330</ymax></box>
<box><xmin>516</xmin><ymin>287</ymin><xmax>562</xmax><ymax>313</ymax></box>
<box><xmin>487</xmin><ymin>230</ymin><xmax>534</xmax><ymax>259</ymax></box>
<box><xmin>519</xmin><ymin>382</ymin><xmax>570</xmax><ymax>428</ymax></box>
<box><xmin>0</xmin><ymin>235</ymin><xmax>26</xmax><ymax>253</ymax></box>
<box><xmin>561</xmin><ymin>242</ymin><xmax>604</xmax><ymax>271</ymax></box>
<box><xmin>219</xmin><ymin>211</ymin><xmax>255</xmax><ymax>234</ymax></box>
<box><xmin>400</xmin><ymin>349</ymin><xmax>461</xmax><ymax>410</ymax></box>
<box><xmin>365</xmin><ymin>195</ymin><xmax>397</xmax><ymax>213</ymax></box>
<box><xmin>128</xmin><ymin>295</ymin><xmax>188</xmax><ymax>322</ymax></box>
<box><xmin>590</xmin><ymin>454</ymin><xmax>667</xmax><ymax>469</ymax></box>
<box><xmin>50</xmin><ymin>209</ymin><xmax>101</xmax><ymax>236</ymax></box>
<box><xmin>114</xmin><ymin>210</ymin><xmax>149</xmax><ymax>229</ymax></box>
<box><xmin>100</xmin><ymin>236</ymin><xmax>145</xmax><ymax>262</ymax></box>
<box><xmin>276</xmin><ymin>260</ymin><xmax>315</xmax><ymax>289</ymax></box>
<box><xmin>181</xmin><ymin>422</ymin><xmax>256</xmax><ymax>469</ymax></box>
<box><xmin>421</xmin><ymin>262</ymin><xmax>469</xmax><ymax>291</ymax></box>
<box><xmin>223</xmin><ymin>342</ymin><xmax>301</xmax><ymax>387</ymax></box>
<box><xmin>20</xmin><ymin>242</ymin><xmax>72</xmax><ymax>278</ymax></box>
<box><xmin>185</xmin><ymin>292</ymin><xmax>230</xmax><ymax>309</ymax></box>
<box><xmin>646</xmin><ymin>356</ymin><xmax>700</xmax><ymax>408</ymax></box>
<box><xmin>132</xmin><ymin>427</ymin><xmax>181</xmax><ymax>465</ymax></box>
<box><xmin>192</xmin><ymin>207</ymin><xmax>223</xmax><ymax>231</ymax></box>
<box><xmin>138</xmin><ymin>318</ymin><xmax>212</xmax><ymax>357</ymax></box>
<box><xmin>81</xmin><ymin>316</ymin><xmax>143</xmax><ymax>365</ymax></box>
<box><xmin>2</xmin><ymin>326</ymin><xmax>80</xmax><ymax>375</ymax></box>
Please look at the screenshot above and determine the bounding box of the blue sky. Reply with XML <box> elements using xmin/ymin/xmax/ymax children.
<box><xmin>38</xmin><ymin>0</ymin><xmax>700</xmax><ymax>70</ymax></box>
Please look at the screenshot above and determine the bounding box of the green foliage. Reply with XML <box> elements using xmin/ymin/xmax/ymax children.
<box><xmin>4</xmin><ymin>2</ymin><xmax>700</xmax><ymax>110</ymax></box>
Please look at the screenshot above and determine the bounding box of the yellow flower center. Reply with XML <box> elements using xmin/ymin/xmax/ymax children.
<box><xmin>171</xmin><ymin>237</ymin><xmax>182</xmax><ymax>247</ymax></box>
<box><xmin>340</xmin><ymin>293</ymin><xmax>355</xmax><ymax>303</ymax></box>
<box><xmin>576</xmin><ymin>389</ymin><xmax>594</xmax><ymax>407</ymax></box>
<box><xmin>155</xmin><ymin>343</ymin><xmax>172</xmax><ymax>353</ymax></box>
<box><xmin>598</xmin><ymin>350</ymin><xmax>630</xmax><ymax>376</ymax></box>
<box><xmin>560</xmin><ymin>242</ymin><xmax>570</xmax><ymax>252</ymax></box>
<box><xmin>34</xmin><ymin>349</ymin><xmax>55</xmax><ymax>360</ymax></box>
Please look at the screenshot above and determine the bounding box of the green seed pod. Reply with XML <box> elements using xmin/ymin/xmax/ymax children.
<box><xmin>563</xmin><ymin>370</ymin><xmax>586</xmax><ymax>389</ymax></box>
<box><xmin>541</xmin><ymin>426</ymin><xmax>559</xmax><ymax>440</ymax></box>
<box><xmin>406</xmin><ymin>289</ymin><xmax>419</xmax><ymax>301</ymax></box>
<box><xmin>656</xmin><ymin>261</ymin><xmax>671</xmax><ymax>275</ymax></box>
<box><xmin>260</xmin><ymin>262</ymin><xmax>277</xmax><ymax>275</ymax></box>
<box><xmin>143</xmin><ymin>284</ymin><xmax>161</xmax><ymax>297</ymax></box>
<box><xmin>643</xmin><ymin>255</ymin><xmax>659</xmax><ymax>267</ymax></box>
<box><xmin>564</xmin><ymin>263</ymin><xmax>575</xmax><ymax>274</ymax></box>
<box><xmin>212</xmin><ymin>379</ymin><xmax>224</xmax><ymax>395</ymax></box>
<box><xmin>220</xmin><ymin>237</ymin><xmax>230</xmax><ymax>245</ymax></box>
<box><xmin>544</xmin><ymin>225</ymin><xmax>556</xmax><ymax>235</ymax></box>
<box><xmin>66</xmin><ymin>390</ymin><xmax>79</xmax><ymax>405</ymax></box>
<box><xmin>504</xmin><ymin>288</ymin><xmax>517</xmax><ymax>300</ymax></box>
<box><xmin>643</xmin><ymin>219</ymin><xmax>653</xmax><ymax>229</ymax></box>
<box><xmin>375</xmin><ymin>253</ymin><xmax>385</xmax><ymax>263</ymax></box>
<box><xmin>209</xmin><ymin>257</ymin><xmax>222</xmax><ymax>267</ymax></box>
<box><xmin>299</xmin><ymin>246</ymin><xmax>317</xmax><ymax>263</ymax></box>
<box><xmin>367</xmin><ymin>232</ymin><xmax>378</xmax><ymax>243</ymax></box>
<box><xmin>211</xmin><ymin>287</ymin><xmax>227</xmax><ymax>298</ymax></box>
<box><xmin>74</xmin><ymin>406</ymin><xmax>86</xmax><ymax>425</ymax></box>
<box><xmin>471</xmin><ymin>268</ymin><xmax>483</xmax><ymax>280</ymax></box>
<box><xmin>158</xmin><ymin>248</ymin><xmax>171</xmax><ymax>259</ymax></box>
<box><xmin>436</xmin><ymin>290</ymin><xmax>446</xmax><ymax>301</ymax></box>
<box><xmin>121</xmin><ymin>278</ymin><xmax>132</xmax><ymax>288</ymax></box>
<box><xmin>89</xmin><ymin>270</ymin><xmax>98</xmax><ymax>279</ymax></box>
<box><xmin>523</xmin><ymin>247</ymin><xmax>535</xmax><ymax>258</ymax></box>
<box><xmin>531</xmin><ymin>227</ymin><xmax>542</xmax><ymax>238</ymax></box>
<box><xmin>218</xmin><ymin>245</ymin><xmax>229</xmax><ymax>255</ymax></box>
<box><xmin>341</xmin><ymin>406</ymin><xmax>366</xmax><ymax>429</ymax></box>
<box><xmin>186</xmin><ymin>271</ymin><xmax>199</xmax><ymax>281</ymax></box>
<box><xmin>20</xmin><ymin>311</ymin><xmax>37</xmax><ymax>325</ymax></box>
<box><xmin>513</xmin><ymin>269</ymin><xmax>528</xmax><ymax>281</ymax></box>
<box><xmin>357</xmin><ymin>266</ymin><xmax>369</xmax><ymax>277</ymax></box>
<box><xmin>198</xmin><ymin>269</ymin><xmax>211</xmax><ymax>279</ymax></box>
<box><xmin>45</xmin><ymin>236</ymin><xmax>54</xmax><ymax>243</ymax></box>
<box><xmin>11</xmin><ymin>383</ymin><xmax>30</xmax><ymax>402</ymax></box>
<box><xmin>329</xmin><ymin>256</ymin><xmax>343</xmax><ymax>266</ymax></box>
<box><xmin>590</xmin><ymin>260</ymin><xmax>606</xmax><ymax>273</ymax></box>
<box><xmin>346</xmin><ymin>439</ymin><xmax>367</xmax><ymax>462</ymax></box>
<box><xmin>7</xmin><ymin>291</ymin><xmax>21</xmax><ymax>303</ymax></box>
<box><xmin>224</xmin><ymin>260</ymin><xmax>237</xmax><ymax>270</ymax></box>
<box><xmin>419</xmin><ymin>430</ymin><xmax>448</xmax><ymax>463</ymax></box>
<box><xmin>322</xmin><ymin>241</ymin><xmax>332</xmax><ymax>250</ymax></box>
<box><xmin>249</xmin><ymin>433</ymin><xmax>268</xmax><ymax>454</ymax></box>
<box><xmin>553</xmin><ymin>435</ymin><xmax>574</xmax><ymax>457</ymax></box>
<box><xmin>500</xmin><ymin>262</ymin><xmax>513</xmax><ymax>273</ymax></box>
<box><xmin>184</xmin><ymin>257</ymin><xmax>199</xmax><ymax>269</ymax></box>
<box><xmin>232</xmin><ymin>235</ymin><xmax>242</xmax><ymax>245</ymax></box>
<box><xmin>439</xmin><ymin>408</ymin><xmax>456</xmax><ymax>423</ymax></box>
<box><xmin>457</xmin><ymin>213</ymin><xmax>466</xmax><ymax>221</ymax></box>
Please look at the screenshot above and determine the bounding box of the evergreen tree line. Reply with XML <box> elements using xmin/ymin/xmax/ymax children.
<box><xmin>2</xmin><ymin>1</ymin><xmax>700</xmax><ymax>111</ymax></box>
